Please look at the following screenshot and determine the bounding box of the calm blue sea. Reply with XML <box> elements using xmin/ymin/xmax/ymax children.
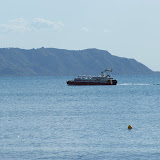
<box><xmin>0</xmin><ymin>75</ymin><xmax>160</xmax><ymax>160</ymax></box>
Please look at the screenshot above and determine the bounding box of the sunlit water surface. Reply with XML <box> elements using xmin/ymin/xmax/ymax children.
<box><xmin>0</xmin><ymin>75</ymin><xmax>160</xmax><ymax>160</ymax></box>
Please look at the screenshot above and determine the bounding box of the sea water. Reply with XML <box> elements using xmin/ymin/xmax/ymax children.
<box><xmin>0</xmin><ymin>75</ymin><xmax>160</xmax><ymax>160</ymax></box>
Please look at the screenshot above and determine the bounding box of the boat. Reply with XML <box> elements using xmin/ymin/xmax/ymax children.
<box><xmin>66</xmin><ymin>69</ymin><xmax>117</xmax><ymax>85</ymax></box>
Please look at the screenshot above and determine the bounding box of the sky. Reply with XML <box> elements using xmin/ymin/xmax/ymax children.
<box><xmin>0</xmin><ymin>0</ymin><xmax>160</xmax><ymax>71</ymax></box>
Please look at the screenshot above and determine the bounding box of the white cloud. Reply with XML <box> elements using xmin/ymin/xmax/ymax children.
<box><xmin>81</xmin><ymin>27</ymin><xmax>89</xmax><ymax>32</ymax></box>
<box><xmin>0</xmin><ymin>18</ymin><xmax>33</xmax><ymax>32</ymax></box>
<box><xmin>104</xmin><ymin>29</ymin><xmax>110</xmax><ymax>33</ymax></box>
<box><xmin>0</xmin><ymin>18</ymin><xmax>64</xmax><ymax>33</ymax></box>
<box><xmin>32</xmin><ymin>18</ymin><xmax>64</xmax><ymax>30</ymax></box>
<box><xmin>10</xmin><ymin>18</ymin><xmax>26</xmax><ymax>24</ymax></box>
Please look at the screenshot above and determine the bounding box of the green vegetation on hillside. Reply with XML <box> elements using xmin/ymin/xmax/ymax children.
<box><xmin>0</xmin><ymin>48</ymin><xmax>153</xmax><ymax>76</ymax></box>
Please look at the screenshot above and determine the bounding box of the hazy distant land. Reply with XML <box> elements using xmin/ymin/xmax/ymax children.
<box><xmin>0</xmin><ymin>47</ymin><xmax>154</xmax><ymax>76</ymax></box>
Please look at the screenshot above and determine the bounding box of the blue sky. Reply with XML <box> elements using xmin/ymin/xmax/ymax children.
<box><xmin>0</xmin><ymin>0</ymin><xmax>160</xmax><ymax>71</ymax></box>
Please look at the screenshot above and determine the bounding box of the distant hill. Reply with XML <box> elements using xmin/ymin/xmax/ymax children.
<box><xmin>0</xmin><ymin>47</ymin><xmax>153</xmax><ymax>76</ymax></box>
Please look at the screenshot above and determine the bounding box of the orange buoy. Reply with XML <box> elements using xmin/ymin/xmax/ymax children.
<box><xmin>128</xmin><ymin>125</ymin><xmax>132</xmax><ymax>130</ymax></box>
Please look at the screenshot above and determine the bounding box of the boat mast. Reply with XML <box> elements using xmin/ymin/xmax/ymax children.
<box><xmin>104</xmin><ymin>69</ymin><xmax>112</xmax><ymax>77</ymax></box>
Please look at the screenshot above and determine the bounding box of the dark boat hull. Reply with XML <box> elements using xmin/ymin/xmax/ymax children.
<box><xmin>67</xmin><ymin>80</ymin><xmax>117</xmax><ymax>85</ymax></box>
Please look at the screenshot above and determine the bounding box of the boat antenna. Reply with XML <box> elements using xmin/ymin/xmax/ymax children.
<box><xmin>105</xmin><ymin>69</ymin><xmax>112</xmax><ymax>72</ymax></box>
